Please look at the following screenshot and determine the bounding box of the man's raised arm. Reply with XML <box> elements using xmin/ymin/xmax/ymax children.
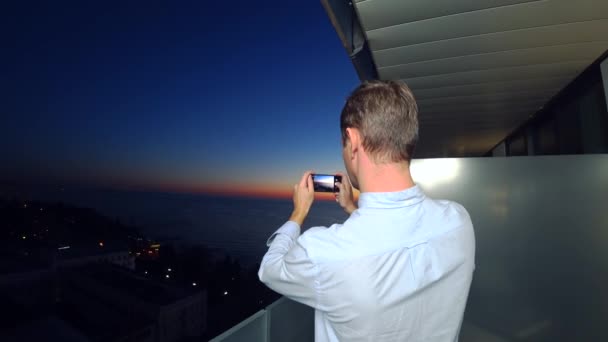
<box><xmin>258</xmin><ymin>171</ymin><xmax>320</xmax><ymax>308</ymax></box>
<box><xmin>258</xmin><ymin>220</ymin><xmax>320</xmax><ymax>308</ymax></box>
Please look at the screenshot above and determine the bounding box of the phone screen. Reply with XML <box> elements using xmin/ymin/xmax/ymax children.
<box><xmin>311</xmin><ymin>174</ymin><xmax>342</xmax><ymax>193</ymax></box>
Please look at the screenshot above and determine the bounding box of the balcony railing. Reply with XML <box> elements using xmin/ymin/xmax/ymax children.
<box><xmin>210</xmin><ymin>297</ymin><xmax>314</xmax><ymax>342</ymax></box>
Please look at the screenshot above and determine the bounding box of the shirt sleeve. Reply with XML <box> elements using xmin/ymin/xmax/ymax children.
<box><xmin>258</xmin><ymin>221</ymin><xmax>320</xmax><ymax>309</ymax></box>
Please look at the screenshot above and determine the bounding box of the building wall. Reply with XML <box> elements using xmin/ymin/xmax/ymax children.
<box><xmin>66</xmin><ymin>271</ymin><xmax>159</xmax><ymax>317</ymax></box>
<box><xmin>65</xmin><ymin>268</ymin><xmax>205</xmax><ymax>342</ymax></box>
<box><xmin>61</xmin><ymin>276</ymin><xmax>157</xmax><ymax>342</ymax></box>
<box><xmin>57</xmin><ymin>251</ymin><xmax>135</xmax><ymax>270</ymax></box>
<box><xmin>158</xmin><ymin>293</ymin><xmax>205</xmax><ymax>342</ymax></box>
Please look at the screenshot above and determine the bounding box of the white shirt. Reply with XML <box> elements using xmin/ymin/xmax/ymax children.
<box><xmin>259</xmin><ymin>185</ymin><xmax>475</xmax><ymax>342</ymax></box>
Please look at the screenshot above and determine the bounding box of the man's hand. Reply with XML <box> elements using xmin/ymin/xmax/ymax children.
<box><xmin>289</xmin><ymin>170</ymin><xmax>315</xmax><ymax>226</ymax></box>
<box><xmin>335</xmin><ymin>172</ymin><xmax>357</xmax><ymax>214</ymax></box>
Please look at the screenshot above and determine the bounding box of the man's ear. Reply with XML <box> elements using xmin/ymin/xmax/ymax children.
<box><xmin>346</xmin><ymin>127</ymin><xmax>360</xmax><ymax>158</ymax></box>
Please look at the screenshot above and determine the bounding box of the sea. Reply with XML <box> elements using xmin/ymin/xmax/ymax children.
<box><xmin>5</xmin><ymin>185</ymin><xmax>350</xmax><ymax>267</ymax></box>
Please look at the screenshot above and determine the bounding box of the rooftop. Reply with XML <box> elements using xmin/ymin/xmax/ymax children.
<box><xmin>76</xmin><ymin>263</ymin><xmax>199</xmax><ymax>306</ymax></box>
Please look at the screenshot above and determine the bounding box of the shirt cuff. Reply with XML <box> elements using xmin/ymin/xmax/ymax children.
<box><xmin>266</xmin><ymin>221</ymin><xmax>301</xmax><ymax>247</ymax></box>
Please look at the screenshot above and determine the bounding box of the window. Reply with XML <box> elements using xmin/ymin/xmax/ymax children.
<box><xmin>534</xmin><ymin>118</ymin><xmax>558</xmax><ymax>155</ymax></box>
<box><xmin>507</xmin><ymin>132</ymin><xmax>527</xmax><ymax>156</ymax></box>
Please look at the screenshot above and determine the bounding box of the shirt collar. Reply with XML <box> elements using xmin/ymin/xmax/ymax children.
<box><xmin>358</xmin><ymin>185</ymin><xmax>425</xmax><ymax>209</ymax></box>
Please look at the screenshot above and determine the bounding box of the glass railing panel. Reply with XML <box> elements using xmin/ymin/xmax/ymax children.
<box><xmin>411</xmin><ymin>155</ymin><xmax>608</xmax><ymax>341</ymax></box>
<box><xmin>267</xmin><ymin>297</ymin><xmax>314</xmax><ymax>342</ymax></box>
<box><xmin>210</xmin><ymin>297</ymin><xmax>314</xmax><ymax>342</ymax></box>
<box><xmin>210</xmin><ymin>309</ymin><xmax>267</xmax><ymax>342</ymax></box>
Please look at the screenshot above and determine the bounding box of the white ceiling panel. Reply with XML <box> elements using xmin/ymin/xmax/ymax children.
<box><xmin>417</xmin><ymin>91</ymin><xmax>554</xmax><ymax>109</ymax></box>
<box><xmin>419</xmin><ymin>101</ymin><xmax>544</xmax><ymax>118</ymax></box>
<box><xmin>379</xmin><ymin>41</ymin><xmax>607</xmax><ymax>80</ymax></box>
<box><xmin>412</xmin><ymin>77</ymin><xmax>574</xmax><ymax>100</ymax></box>
<box><xmin>374</xmin><ymin>20</ymin><xmax>608</xmax><ymax>67</ymax></box>
<box><xmin>364</xmin><ymin>0</ymin><xmax>608</xmax><ymax>51</ymax></box>
<box><xmin>346</xmin><ymin>0</ymin><xmax>608</xmax><ymax>157</ymax></box>
<box><xmin>355</xmin><ymin>0</ymin><xmax>538</xmax><ymax>31</ymax></box>
<box><xmin>400</xmin><ymin>61</ymin><xmax>586</xmax><ymax>90</ymax></box>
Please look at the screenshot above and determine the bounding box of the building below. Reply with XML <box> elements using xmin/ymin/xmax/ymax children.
<box><xmin>62</xmin><ymin>263</ymin><xmax>206</xmax><ymax>342</ymax></box>
<box><xmin>0</xmin><ymin>257</ymin><xmax>206</xmax><ymax>342</ymax></box>
<box><xmin>3</xmin><ymin>316</ymin><xmax>90</xmax><ymax>342</ymax></box>
<box><xmin>55</xmin><ymin>241</ymin><xmax>136</xmax><ymax>270</ymax></box>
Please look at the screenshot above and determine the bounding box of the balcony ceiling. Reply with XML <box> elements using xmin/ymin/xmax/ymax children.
<box><xmin>351</xmin><ymin>0</ymin><xmax>608</xmax><ymax>157</ymax></box>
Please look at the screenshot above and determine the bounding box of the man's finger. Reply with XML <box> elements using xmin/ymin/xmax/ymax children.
<box><xmin>336</xmin><ymin>172</ymin><xmax>345</xmax><ymax>183</ymax></box>
<box><xmin>306</xmin><ymin>172</ymin><xmax>314</xmax><ymax>191</ymax></box>
<box><xmin>336</xmin><ymin>183</ymin><xmax>344</xmax><ymax>195</ymax></box>
<box><xmin>300</xmin><ymin>170</ymin><xmax>313</xmax><ymax>187</ymax></box>
<box><xmin>336</xmin><ymin>171</ymin><xmax>350</xmax><ymax>185</ymax></box>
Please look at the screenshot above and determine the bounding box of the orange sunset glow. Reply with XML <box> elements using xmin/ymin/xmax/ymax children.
<box><xmin>145</xmin><ymin>179</ymin><xmax>353</xmax><ymax>201</ymax></box>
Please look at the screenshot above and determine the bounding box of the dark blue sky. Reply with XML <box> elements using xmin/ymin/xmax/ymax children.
<box><xmin>1</xmin><ymin>1</ymin><xmax>358</xmax><ymax>196</ymax></box>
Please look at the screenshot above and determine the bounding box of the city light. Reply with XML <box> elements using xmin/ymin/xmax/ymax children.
<box><xmin>22</xmin><ymin>236</ymin><xmax>26</xmax><ymax>240</ymax></box>
<box><xmin>192</xmin><ymin>282</ymin><xmax>197</xmax><ymax>287</ymax></box>
<box><xmin>144</xmin><ymin>271</ymin><xmax>148</xmax><ymax>275</ymax></box>
<box><xmin>165</xmin><ymin>274</ymin><xmax>170</xmax><ymax>279</ymax></box>
<box><xmin>167</xmin><ymin>268</ymin><xmax>172</xmax><ymax>272</ymax></box>
<box><xmin>223</xmin><ymin>291</ymin><xmax>228</xmax><ymax>296</ymax></box>
<box><xmin>58</xmin><ymin>246</ymin><xmax>71</xmax><ymax>250</ymax></box>
<box><xmin>99</xmin><ymin>241</ymin><xmax>104</xmax><ymax>247</ymax></box>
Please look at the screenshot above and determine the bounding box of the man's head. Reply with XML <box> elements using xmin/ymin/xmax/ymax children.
<box><xmin>340</xmin><ymin>81</ymin><xmax>419</xmax><ymax>190</ymax></box>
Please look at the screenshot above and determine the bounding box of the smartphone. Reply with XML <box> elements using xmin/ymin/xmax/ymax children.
<box><xmin>311</xmin><ymin>174</ymin><xmax>342</xmax><ymax>193</ymax></box>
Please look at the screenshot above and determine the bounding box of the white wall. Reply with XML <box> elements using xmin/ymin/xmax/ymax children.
<box><xmin>410</xmin><ymin>155</ymin><xmax>608</xmax><ymax>341</ymax></box>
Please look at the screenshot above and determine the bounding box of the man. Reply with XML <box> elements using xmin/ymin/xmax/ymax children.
<box><xmin>258</xmin><ymin>81</ymin><xmax>475</xmax><ymax>341</ymax></box>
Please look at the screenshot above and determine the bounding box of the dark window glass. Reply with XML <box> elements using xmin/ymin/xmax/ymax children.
<box><xmin>535</xmin><ymin>117</ymin><xmax>558</xmax><ymax>155</ymax></box>
<box><xmin>580</xmin><ymin>81</ymin><xmax>608</xmax><ymax>153</ymax></box>
<box><xmin>555</xmin><ymin>98</ymin><xmax>582</xmax><ymax>154</ymax></box>
<box><xmin>507</xmin><ymin>132</ymin><xmax>527</xmax><ymax>156</ymax></box>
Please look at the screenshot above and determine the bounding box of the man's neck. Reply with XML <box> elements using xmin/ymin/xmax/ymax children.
<box><xmin>358</xmin><ymin>161</ymin><xmax>415</xmax><ymax>193</ymax></box>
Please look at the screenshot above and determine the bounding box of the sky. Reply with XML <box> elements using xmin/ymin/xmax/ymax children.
<box><xmin>0</xmin><ymin>1</ymin><xmax>359</xmax><ymax>198</ymax></box>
